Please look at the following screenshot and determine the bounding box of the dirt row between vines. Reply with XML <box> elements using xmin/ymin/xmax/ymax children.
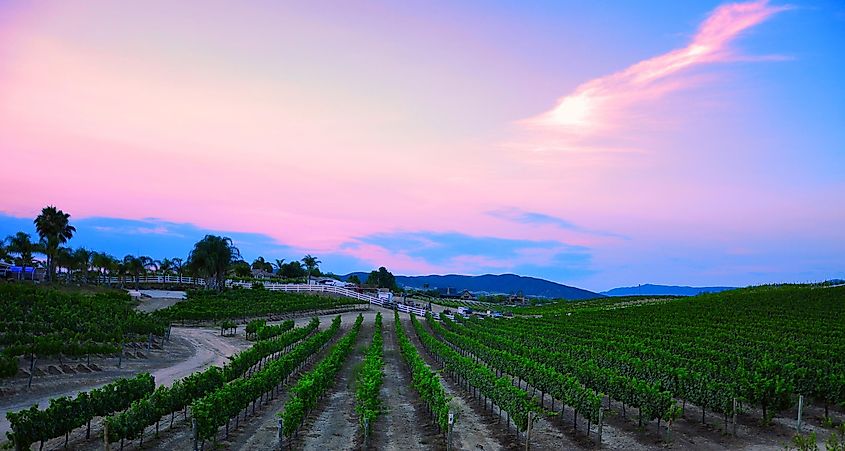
<box><xmin>401</xmin><ymin>313</ymin><xmax>521</xmax><ymax>451</ymax></box>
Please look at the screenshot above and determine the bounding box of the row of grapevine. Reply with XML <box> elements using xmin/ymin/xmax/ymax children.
<box><xmin>279</xmin><ymin>314</ymin><xmax>364</xmax><ymax>439</ymax></box>
<box><xmin>451</xmin><ymin>316</ymin><xmax>679</xmax><ymax>428</ymax></box>
<box><xmin>190</xmin><ymin>316</ymin><xmax>343</xmax><ymax>442</ymax></box>
<box><xmin>432</xmin><ymin>316</ymin><xmax>603</xmax><ymax>428</ymax></box>
<box><xmin>6</xmin><ymin>373</ymin><xmax>155</xmax><ymax>450</ymax></box>
<box><xmin>393</xmin><ymin>311</ymin><xmax>450</xmax><ymax>432</ymax></box>
<box><xmin>410</xmin><ymin>314</ymin><xmax>536</xmax><ymax>433</ymax></box>
<box><xmin>0</xmin><ymin>284</ymin><xmax>168</xmax><ymax>377</ymax></box>
<box><xmin>105</xmin><ymin>367</ymin><xmax>225</xmax><ymax>447</ymax></box>
<box><xmin>244</xmin><ymin>319</ymin><xmax>295</xmax><ymax>341</ymax></box>
<box><xmin>155</xmin><ymin>289</ymin><xmax>364</xmax><ymax>322</ymax></box>
<box><xmin>355</xmin><ymin>313</ymin><xmax>384</xmax><ymax>436</ymax></box>
<box><xmin>497</xmin><ymin>285</ymin><xmax>845</xmax><ymax>423</ymax></box>
<box><xmin>103</xmin><ymin>318</ymin><xmax>321</xmax><ymax>446</ymax></box>
<box><xmin>222</xmin><ymin>318</ymin><xmax>319</xmax><ymax>381</ymax></box>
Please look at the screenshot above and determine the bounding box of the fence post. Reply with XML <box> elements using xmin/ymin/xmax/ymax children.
<box><xmin>797</xmin><ymin>395</ymin><xmax>804</xmax><ymax>433</ymax></box>
<box><xmin>104</xmin><ymin>420</ymin><xmax>109</xmax><ymax>451</ymax></box>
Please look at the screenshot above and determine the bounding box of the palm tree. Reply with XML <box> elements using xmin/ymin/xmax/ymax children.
<box><xmin>172</xmin><ymin>257</ymin><xmax>185</xmax><ymax>283</ymax></box>
<box><xmin>301</xmin><ymin>254</ymin><xmax>321</xmax><ymax>283</ymax></box>
<box><xmin>187</xmin><ymin>235</ymin><xmax>241</xmax><ymax>291</ymax></box>
<box><xmin>123</xmin><ymin>255</ymin><xmax>145</xmax><ymax>290</ymax></box>
<box><xmin>273</xmin><ymin>258</ymin><xmax>285</xmax><ymax>275</ymax></box>
<box><xmin>0</xmin><ymin>238</ymin><xmax>10</xmax><ymax>264</ymax></box>
<box><xmin>158</xmin><ymin>258</ymin><xmax>174</xmax><ymax>281</ymax></box>
<box><xmin>72</xmin><ymin>247</ymin><xmax>92</xmax><ymax>284</ymax></box>
<box><xmin>91</xmin><ymin>252</ymin><xmax>113</xmax><ymax>285</ymax></box>
<box><xmin>55</xmin><ymin>247</ymin><xmax>73</xmax><ymax>282</ymax></box>
<box><xmin>33</xmin><ymin>206</ymin><xmax>76</xmax><ymax>283</ymax></box>
<box><xmin>6</xmin><ymin>232</ymin><xmax>37</xmax><ymax>280</ymax></box>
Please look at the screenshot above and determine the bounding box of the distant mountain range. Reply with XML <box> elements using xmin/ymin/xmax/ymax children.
<box><xmin>601</xmin><ymin>284</ymin><xmax>735</xmax><ymax>297</ymax></box>
<box><xmin>340</xmin><ymin>272</ymin><xmax>601</xmax><ymax>300</ymax></box>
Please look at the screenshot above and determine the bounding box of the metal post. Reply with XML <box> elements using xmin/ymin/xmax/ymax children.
<box><xmin>192</xmin><ymin>418</ymin><xmax>198</xmax><ymax>451</ymax></box>
<box><xmin>447</xmin><ymin>411</ymin><xmax>454</xmax><ymax>451</ymax></box>
<box><xmin>732</xmin><ymin>398</ymin><xmax>738</xmax><ymax>436</ymax></box>
<box><xmin>597</xmin><ymin>408</ymin><xmax>603</xmax><ymax>447</ymax></box>
<box><xmin>797</xmin><ymin>395</ymin><xmax>804</xmax><ymax>433</ymax></box>
<box><xmin>525</xmin><ymin>411</ymin><xmax>532</xmax><ymax>451</ymax></box>
<box><xmin>364</xmin><ymin>418</ymin><xmax>369</xmax><ymax>447</ymax></box>
<box><xmin>278</xmin><ymin>419</ymin><xmax>284</xmax><ymax>448</ymax></box>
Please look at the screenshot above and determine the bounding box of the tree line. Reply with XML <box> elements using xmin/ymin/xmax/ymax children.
<box><xmin>1</xmin><ymin>205</ymin><xmax>399</xmax><ymax>291</ymax></box>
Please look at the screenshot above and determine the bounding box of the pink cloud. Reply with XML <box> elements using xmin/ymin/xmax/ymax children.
<box><xmin>520</xmin><ymin>0</ymin><xmax>788</xmax><ymax>139</ymax></box>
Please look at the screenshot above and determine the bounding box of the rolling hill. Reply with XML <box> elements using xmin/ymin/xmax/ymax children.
<box><xmin>601</xmin><ymin>284</ymin><xmax>735</xmax><ymax>297</ymax></box>
<box><xmin>341</xmin><ymin>272</ymin><xmax>601</xmax><ymax>300</ymax></box>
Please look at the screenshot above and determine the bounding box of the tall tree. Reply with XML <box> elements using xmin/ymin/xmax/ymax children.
<box><xmin>55</xmin><ymin>247</ymin><xmax>73</xmax><ymax>281</ymax></box>
<box><xmin>91</xmin><ymin>251</ymin><xmax>112</xmax><ymax>285</ymax></box>
<box><xmin>172</xmin><ymin>257</ymin><xmax>185</xmax><ymax>283</ymax></box>
<box><xmin>6</xmin><ymin>232</ymin><xmax>37</xmax><ymax>280</ymax></box>
<box><xmin>0</xmin><ymin>238</ymin><xmax>10</xmax><ymax>264</ymax></box>
<box><xmin>251</xmin><ymin>256</ymin><xmax>273</xmax><ymax>272</ymax></box>
<box><xmin>33</xmin><ymin>205</ymin><xmax>76</xmax><ymax>283</ymax></box>
<box><xmin>187</xmin><ymin>235</ymin><xmax>241</xmax><ymax>291</ymax></box>
<box><xmin>301</xmin><ymin>254</ymin><xmax>321</xmax><ymax>282</ymax></box>
<box><xmin>123</xmin><ymin>255</ymin><xmax>145</xmax><ymax>290</ymax></box>
<box><xmin>279</xmin><ymin>261</ymin><xmax>306</xmax><ymax>279</ymax></box>
<box><xmin>72</xmin><ymin>247</ymin><xmax>93</xmax><ymax>284</ymax></box>
<box><xmin>158</xmin><ymin>258</ymin><xmax>174</xmax><ymax>279</ymax></box>
<box><xmin>273</xmin><ymin>258</ymin><xmax>285</xmax><ymax>274</ymax></box>
<box><xmin>365</xmin><ymin>266</ymin><xmax>397</xmax><ymax>290</ymax></box>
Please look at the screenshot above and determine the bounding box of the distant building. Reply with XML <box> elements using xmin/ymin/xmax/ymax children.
<box><xmin>251</xmin><ymin>268</ymin><xmax>275</xmax><ymax>279</ymax></box>
<box><xmin>377</xmin><ymin>288</ymin><xmax>394</xmax><ymax>302</ymax></box>
<box><xmin>437</xmin><ymin>287</ymin><xmax>476</xmax><ymax>300</ymax></box>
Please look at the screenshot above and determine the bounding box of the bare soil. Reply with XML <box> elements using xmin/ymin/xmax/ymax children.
<box><xmin>368</xmin><ymin>312</ymin><xmax>446</xmax><ymax>451</ymax></box>
<box><xmin>401</xmin><ymin>313</ymin><xmax>517</xmax><ymax>451</ymax></box>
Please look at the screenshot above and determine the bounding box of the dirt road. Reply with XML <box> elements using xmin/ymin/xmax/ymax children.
<box><xmin>0</xmin><ymin>326</ymin><xmax>249</xmax><ymax>446</ymax></box>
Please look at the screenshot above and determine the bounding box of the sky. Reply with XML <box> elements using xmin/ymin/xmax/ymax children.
<box><xmin>0</xmin><ymin>0</ymin><xmax>843</xmax><ymax>292</ymax></box>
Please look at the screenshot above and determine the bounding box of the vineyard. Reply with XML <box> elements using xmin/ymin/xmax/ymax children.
<box><xmin>153</xmin><ymin>289</ymin><xmax>366</xmax><ymax>323</ymax></box>
<box><xmin>2</xmin><ymin>284</ymin><xmax>844</xmax><ymax>450</ymax></box>
<box><xmin>0</xmin><ymin>284</ymin><xmax>168</xmax><ymax>378</ymax></box>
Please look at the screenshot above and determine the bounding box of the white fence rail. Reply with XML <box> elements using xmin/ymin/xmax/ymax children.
<box><xmin>103</xmin><ymin>275</ymin><xmax>397</xmax><ymax>309</ymax></box>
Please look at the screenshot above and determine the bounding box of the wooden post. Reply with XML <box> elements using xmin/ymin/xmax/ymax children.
<box><xmin>278</xmin><ymin>419</ymin><xmax>284</xmax><ymax>448</ymax></box>
<box><xmin>104</xmin><ymin>420</ymin><xmax>110</xmax><ymax>451</ymax></box>
<box><xmin>797</xmin><ymin>395</ymin><xmax>804</xmax><ymax>433</ymax></box>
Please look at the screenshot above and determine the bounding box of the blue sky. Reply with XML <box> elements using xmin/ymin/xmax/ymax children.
<box><xmin>1</xmin><ymin>1</ymin><xmax>843</xmax><ymax>291</ymax></box>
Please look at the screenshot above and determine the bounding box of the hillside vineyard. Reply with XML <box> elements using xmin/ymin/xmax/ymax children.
<box><xmin>2</xmin><ymin>285</ymin><xmax>844</xmax><ymax>450</ymax></box>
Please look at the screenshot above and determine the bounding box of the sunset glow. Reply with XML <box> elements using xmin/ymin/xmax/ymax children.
<box><xmin>1</xmin><ymin>0</ymin><xmax>843</xmax><ymax>290</ymax></box>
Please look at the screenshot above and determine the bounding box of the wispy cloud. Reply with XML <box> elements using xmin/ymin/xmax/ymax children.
<box><xmin>519</xmin><ymin>0</ymin><xmax>789</xmax><ymax>144</ymax></box>
<box><xmin>488</xmin><ymin>208</ymin><xmax>628</xmax><ymax>239</ymax></box>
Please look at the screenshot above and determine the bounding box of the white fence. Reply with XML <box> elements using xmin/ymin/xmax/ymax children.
<box><xmin>104</xmin><ymin>275</ymin><xmax>398</xmax><ymax>309</ymax></box>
